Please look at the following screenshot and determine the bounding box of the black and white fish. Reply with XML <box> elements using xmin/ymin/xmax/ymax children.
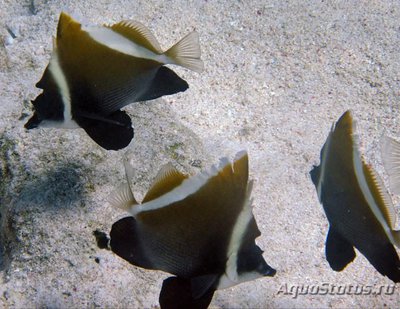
<box><xmin>25</xmin><ymin>12</ymin><xmax>203</xmax><ymax>150</ymax></box>
<box><xmin>98</xmin><ymin>151</ymin><xmax>275</xmax><ymax>308</ymax></box>
<box><xmin>310</xmin><ymin>110</ymin><xmax>400</xmax><ymax>282</ymax></box>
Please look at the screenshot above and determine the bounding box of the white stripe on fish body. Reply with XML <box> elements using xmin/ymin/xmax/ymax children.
<box><xmin>48</xmin><ymin>52</ymin><xmax>78</xmax><ymax>128</ymax></box>
<box><xmin>219</xmin><ymin>182</ymin><xmax>254</xmax><ymax>288</ymax></box>
<box><xmin>83</xmin><ymin>25</ymin><xmax>173</xmax><ymax>64</ymax></box>
<box><xmin>352</xmin><ymin>143</ymin><xmax>398</xmax><ymax>246</ymax></box>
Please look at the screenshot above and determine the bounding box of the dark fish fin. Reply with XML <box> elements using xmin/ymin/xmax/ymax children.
<box><xmin>309</xmin><ymin>164</ymin><xmax>320</xmax><ymax>187</ymax></box>
<box><xmin>159</xmin><ymin>277</ymin><xmax>215</xmax><ymax>309</ymax></box>
<box><xmin>24</xmin><ymin>112</ymin><xmax>40</xmax><ymax>129</ymax></box>
<box><xmin>190</xmin><ymin>274</ymin><xmax>218</xmax><ymax>299</ymax></box>
<box><xmin>109</xmin><ymin>216</ymin><xmax>153</xmax><ymax>269</ymax></box>
<box><xmin>137</xmin><ymin>66</ymin><xmax>189</xmax><ymax>102</ymax></box>
<box><xmin>358</xmin><ymin>242</ymin><xmax>400</xmax><ymax>283</ymax></box>
<box><xmin>325</xmin><ymin>227</ymin><xmax>356</xmax><ymax>271</ymax></box>
<box><xmin>237</xmin><ymin>216</ymin><xmax>276</xmax><ymax>277</ymax></box>
<box><xmin>75</xmin><ymin>110</ymin><xmax>134</xmax><ymax>150</ymax></box>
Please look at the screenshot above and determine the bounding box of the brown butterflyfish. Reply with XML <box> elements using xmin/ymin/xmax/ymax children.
<box><xmin>310</xmin><ymin>110</ymin><xmax>400</xmax><ymax>282</ymax></box>
<box><xmin>25</xmin><ymin>12</ymin><xmax>203</xmax><ymax>150</ymax></box>
<box><xmin>98</xmin><ymin>151</ymin><xmax>276</xmax><ymax>308</ymax></box>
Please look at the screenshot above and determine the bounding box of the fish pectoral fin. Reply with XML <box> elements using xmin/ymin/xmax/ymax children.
<box><xmin>325</xmin><ymin>227</ymin><xmax>356</xmax><ymax>271</ymax></box>
<box><xmin>159</xmin><ymin>277</ymin><xmax>215</xmax><ymax>309</ymax></box>
<box><xmin>190</xmin><ymin>274</ymin><xmax>218</xmax><ymax>300</ymax></box>
<box><xmin>164</xmin><ymin>31</ymin><xmax>204</xmax><ymax>73</ymax></box>
<box><xmin>108</xmin><ymin>182</ymin><xmax>138</xmax><ymax>211</ymax></box>
<box><xmin>136</xmin><ymin>66</ymin><xmax>188</xmax><ymax>102</ymax></box>
<box><xmin>75</xmin><ymin>110</ymin><xmax>134</xmax><ymax>150</ymax></box>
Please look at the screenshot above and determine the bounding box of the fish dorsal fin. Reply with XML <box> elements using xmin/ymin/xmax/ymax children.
<box><xmin>108</xmin><ymin>20</ymin><xmax>162</xmax><ymax>54</ymax></box>
<box><xmin>142</xmin><ymin>163</ymin><xmax>188</xmax><ymax>203</ymax></box>
<box><xmin>381</xmin><ymin>135</ymin><xmax>400</xmax><ymax>195</ymax></box>
<box><xmin>362</xmin><ymin>160</ymin><xmax>397</xmax><ymax>230</ymax></box>
<box><xmin>57</xmin><ymin>12</ymin><xmax>81</xmax><ymax>38</ymax></box>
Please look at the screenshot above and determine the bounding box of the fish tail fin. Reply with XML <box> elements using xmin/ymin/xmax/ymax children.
<box><xmin>164</xmin><ymin>31</ymin><xmax>204</xmax><ymax>73</ymax></box>
<box><xmin>381</xmin><ymin>135</ymin><xmax>400</xmax><ymax>194</ymax></box>
<box><xmin>108</xmin><ymin>182</ymin><xmax>138</xmax><ymax>211</ymax></box>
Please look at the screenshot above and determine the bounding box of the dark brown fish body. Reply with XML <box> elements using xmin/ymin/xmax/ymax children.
<box><xmin>310</xmin><ymin>111</ymin><xmax>400</xmax><ymax>281</ymax></box>
<box><xmin>103</xmin><ymin>151</ymin><xmax>276</xmax><ymax>307</ymax></box>
<box><xmin>25</xmin><ymin>12</ymin><xmax>203</xmax><ymax>150</ymax></box>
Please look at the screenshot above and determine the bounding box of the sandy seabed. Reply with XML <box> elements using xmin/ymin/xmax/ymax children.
<box><xmin>1</xmin><ymin>0</ymin><xmax>399</xmax><ymax>308</ymax></box>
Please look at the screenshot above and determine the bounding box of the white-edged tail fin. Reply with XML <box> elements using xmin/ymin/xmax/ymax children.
<box><xmin>165</xmin><ymin>31</ymin><xmax>204</xmax><ymax>73</ymax></box>
<box><xmin>108</xmin><ymin>182</ymin><xmax>138</xmax><ymax>211</ymax></box>
<box><xmin>381</xmin><ymin>135</ymin><xmax>400</xmax><ymax>195</ymax></box>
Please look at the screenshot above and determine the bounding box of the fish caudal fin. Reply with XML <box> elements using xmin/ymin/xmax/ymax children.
<box><xmin>159</xmin><ymin>277</ymin><xmax>215</xmax><ymax>309</ymax></box>
<box><xmin>325</xmin><ymin>228</ymin><xmax>356</xmax><ymax>271</ymax></box>
<box><xmin>381</xmin><ymin>135</ymin><xmax>400</xmax><ymax>195</ymax></box>
<box><xmin>108</xmin><ymin>157</ymin><xmax>138</xmax><ymax>211</ymax></box>
<box><xmin>108</xmin><ymin>183</ymin><xmax>137</xmax><ymax>211</ymax></box>
<box><xmin>165</xmin><ymin>31</ymin><xmax>204</xmax><ymax>73</ymax></box>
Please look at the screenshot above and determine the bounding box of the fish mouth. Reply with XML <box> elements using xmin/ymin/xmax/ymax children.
<box><xmin>24</xmin><ymin>113</ymin><xmax>41</xmax><ymax>129</ymax></box>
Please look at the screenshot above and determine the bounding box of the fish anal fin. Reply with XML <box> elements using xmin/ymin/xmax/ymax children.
<box><xmin>75</xmin><ymin>110</ymin><xmax>134</xmax><ymax>150</ymax></box>
<box><xmin>108</xmin><ymin>182</ymin><xmax>137</xmax><ymax>211</ymax></box>
<box><xmin>381</xmin><ymin>135</ymin><xmax>400</xmax><ymax>195</ymax></box>
<box><xmin>109</xmin><ymin>20</ymin><xmax>162</xmax><ymax>53</ymax></box>
<box><xmin>190</xmin><ymin>274</ymin><xmax>218</xmax><ymax>300</ymax></box>
<box><xmin>325</xmin><ymin>227</ymin><xmax>356</xmax><ymax>271</ymax></box>
<box><xmin>361</xmin><ymin>159</ymin><xmax>397</xmax><ymax>230</ymax></box>
<box><xmin>358</xmin><ymin>241</ymin><xmax>400</xmax><ymax>283</ymax></box>
<box><xmin>159</xmin><ymin>277</ymin><xmax>215</xmax><ymax>309</ymax></box>
<box><xmin>164</xmin><ymin>31</ymin><xmax>204</xmax><ymax>73</ymax></box>
<box><xmin>142</xmin><ymin>163</ymin><xmax>188</xmax><ymax>203</ymax></box>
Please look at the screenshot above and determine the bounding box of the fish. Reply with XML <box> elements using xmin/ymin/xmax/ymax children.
<box><xmin>25</xmin><ymin>12</ymin><xmax>203</xmax><ymax>150</ymax></box>
<box><xmin>101</xmin><ymin>151</ymin><xmax>276</xmax><ymax>308</ymax></box>
<box><xmin>310</xmin><ymin>110</ymin><xmax>400</xmax><ymax>282</ymax></box>
<box><xmin>381</xmin><ymin>135</ymin><xmax>400</xmax><ymax>195</ymax></box>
